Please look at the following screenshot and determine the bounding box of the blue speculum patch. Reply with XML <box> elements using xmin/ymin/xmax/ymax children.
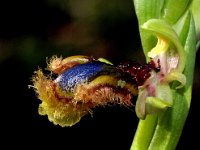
<box><xmin>55</xmin><ymin>62</ymin><xmax>105</xmax><ymax>91</ymax></box>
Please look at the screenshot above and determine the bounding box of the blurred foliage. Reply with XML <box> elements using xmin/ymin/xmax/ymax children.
<box><xmin>0</xmin><ymin>0</ymin><xmax>144</xmax><ymax>68</ymax></box>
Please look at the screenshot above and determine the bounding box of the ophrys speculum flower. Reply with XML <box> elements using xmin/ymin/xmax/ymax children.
<box><xmin>32</xmin><ymin>55</ymin><xmax>139</xmax><ymax>127</ymax></box>
<box><xmin>32</xmin><ymin>54</ymin><xmax>171</xmax><ymax>127</ymax></box>
<box><xmin>31</xmin><ymin>16</ymin><xmax>190</xmax><ymax>131</ymax></box>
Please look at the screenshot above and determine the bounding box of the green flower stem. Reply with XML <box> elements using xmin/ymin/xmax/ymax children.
<box><xmin>131</xmin><ymin>0</ymin><xmax>197</xmax><ymax>149</ymax></box>
<box><xmin>131</xmin><ymin>115</ymin><xmax>157</xmax><ymax>150</ymax></box>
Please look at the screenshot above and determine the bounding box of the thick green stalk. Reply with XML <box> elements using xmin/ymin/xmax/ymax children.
<box><xmin>131</xmin><ymin>115</ymin><xmax>157</xmax><ymax>150</ymax></box>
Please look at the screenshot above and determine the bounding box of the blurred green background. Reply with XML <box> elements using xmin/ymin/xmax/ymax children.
<box><xmin>0</xmin><ymin>0</ymin><xmax>199</xmax><ymax>149</ymax></box>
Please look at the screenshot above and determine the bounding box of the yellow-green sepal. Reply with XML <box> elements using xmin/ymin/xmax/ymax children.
<box><xmin>141</xmin><ymin>19</ymin><xmax>186</xmax><ymax>72</ymax></box>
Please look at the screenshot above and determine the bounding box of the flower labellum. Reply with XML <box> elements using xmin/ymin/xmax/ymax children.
<box><xmin>32</xmin><ymin>55</ymin><xmax>139</xmax><ymax>127</ymax></box>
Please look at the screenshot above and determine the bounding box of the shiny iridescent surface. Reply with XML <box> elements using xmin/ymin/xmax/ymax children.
<box><xmin>55</xmin><ymin>62</ymin><xmax>105</xmax><ymax>91</ymax></box>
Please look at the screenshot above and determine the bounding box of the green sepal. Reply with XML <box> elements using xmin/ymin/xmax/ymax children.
<box><xmin>146</xmin><ymin>97</ymin><xmax>172</xmax><ymax>115</ymax></box>
<box><xmin>164</xmin><ymin>70</ymin><xmax>186</xmax><ymax>89</ymax></box>
<box><xmin>98</xmin><ymin>57</ymin><xmax>113</xmax><ymax>65</ymax></box>
<box><xmin>134</xmin><ymin>0</ymin><xmax>164</xmax><ymax>59</ymax></box>
<box><xmin>136</xmin><ymin>82</ymin><xmax>173</xmax><ymax>119</ymax></box>
<box><xmin>141</xmin><ymin>19</ymin><xmax>186</xmax><ymax>72</ymax></box>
